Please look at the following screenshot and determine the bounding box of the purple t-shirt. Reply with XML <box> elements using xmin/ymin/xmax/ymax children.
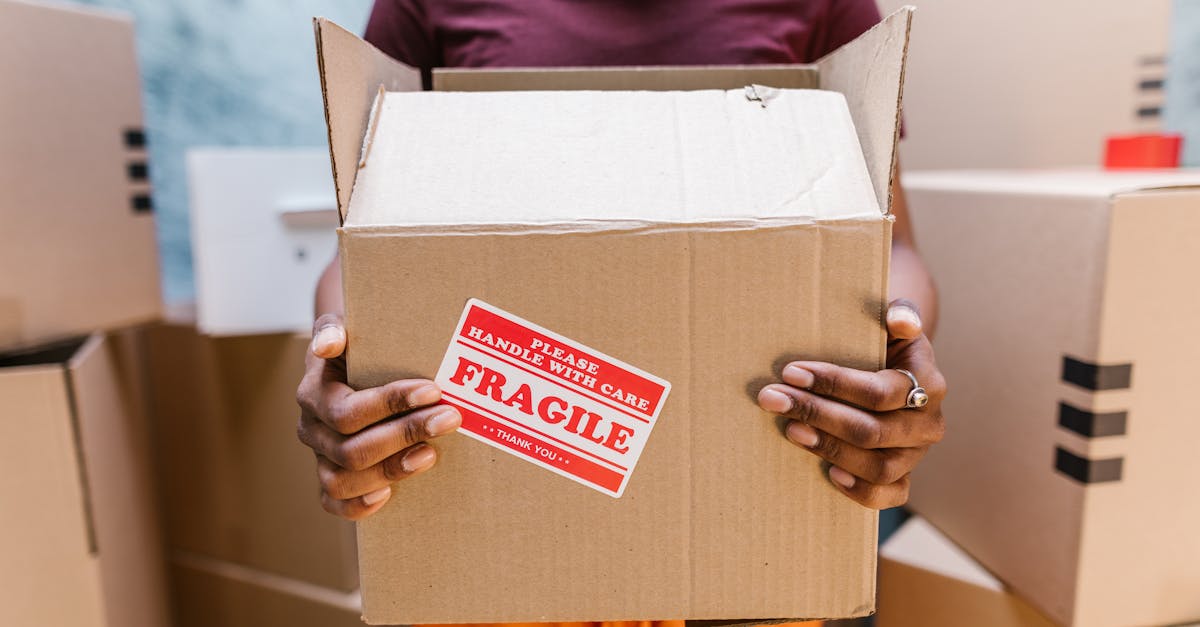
<box><xmin>364</xmin><ymin>0</ymin><xmax>884</xmax><ymax>87</ymax></box>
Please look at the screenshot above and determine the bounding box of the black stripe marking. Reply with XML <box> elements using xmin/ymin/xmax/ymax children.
<box><xmin>1137</xmin><ymin>106</ymin><xmax>1162</xmax><ymax>118</ymax></box>
<box><xmin>123</xmin><ymin>128</ymin><xmax>146</xmax><ymax>148</ymax></box>
<box><xmin>131</xmin><ymin>194</ymin><xmax>153</xmax><ymax>213</ymax></box>
<box><xmin>127</xmin><ymin>162</ymin><xmax>148</xmax><ymax>181</ymax></box>
<box><xmin>1139</xmin><ymin>78</ymin><xmax>1165</xmax><ymax>91</ymax></box>
<box><xmin>1058</xmin><ymin>402</ymin><xmax>1127</xmax><ymax>438</ymax></box>
<box><xmin>1062</xmin><ymin>357</ymin><xmax>1132</xmax><ymax>391</ymax></box>
<box><xmin>1055</xmin><ymin>447</ymin><xmax>1123</xmax><ymax>484</ymax></box>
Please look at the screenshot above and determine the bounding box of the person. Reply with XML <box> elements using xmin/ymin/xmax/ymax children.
<box><xmin>297</xmin><ymin>0</ymin><xmax>945</xmax><ymax>524</ymax></box>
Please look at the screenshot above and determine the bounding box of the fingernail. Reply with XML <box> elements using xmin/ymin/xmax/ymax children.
<box><xmin>401</xmin><ymin>445</ymin><xmax>437</xmax><ymax>473</ymax></box>
<box><xmin>362</xmin><ymin>486</ymin><xmax>391</xmax><ymax>506</ymax></box>
<box><xmin>829</xmin><ymin>466</ymin><xmax>856</xmax><ymax>489</ymax></box>
<box><xmin>425</xmin><ymin>408</ymin><xmax>462</xmax><ymax>436</ymax></box>
<box><xmin>408</xmin><ymin>384</ymin><xmax>441</xmax><ymax>407</ymax></box>
<box><xmin>887</xmin><ymin>306</ymin><xmax>922</xmax><ymax>330</ymax></box>
<box><xmin>786</xmin><ymin>421</ymin><xmax>820</xmax><ymax>448</ymax></box>
<box><xmin>782</xmin><ymin>364</ymin><xmax>815</xmax><ymax>388</ymax></box>
<box><xmin>757</xmin><ymin>388</ymin><xmax>792</xmax><ymax>414</ymax></box>
<box><xmin>312</xmin><ymin>325</ymin><xmax>345</xmax><ymax>355</ymax></box>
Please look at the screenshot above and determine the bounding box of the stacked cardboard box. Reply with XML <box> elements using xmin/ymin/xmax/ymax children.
<box><xmin>876</xmin><ymin>0</ymin><xmax>1173</xmax><ymax>170</ymax></box>
<box><xmin>142</xmin><ymin>313</ymin><xmax>363</xmax><ymax>625</ymax></box>
<box><xmin>877</xmin><ymin>517</ymin><xmax>1055</xmax><ymax>627</ymax></box>
<box><xmin>170</xmin><ymin>553</ymin><xmax>361</xmax><ymax>627</ymax></box>
<box><xmin>164</xmin><ymin>123</ymin><xmax>352</xmax><ymax>627</ymax></box>
<box><xmin>0</xmin><ymin>0</ymin><xmax>161</xmax><ymax>353</ymax></box>
<box><xmin>0</xmin><ymin>2</ymin><xmax>169</xmax><ymax>626</ymax></box>
<box><xmin>0</xmin><ymin>332</ymin><xmax>171</xmax><ymax>627</ymax></box>
<box><xmin>899</xmin><ymin>169</ymin><xmax>1200</xmax><ymax>627</ymax></box>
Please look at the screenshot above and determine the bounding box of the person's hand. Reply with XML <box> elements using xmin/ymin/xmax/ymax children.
<box><xmin>756</xmin><ymin>299</ymin><xmax>946</xmax><ymax>509</ymax></box>
<box><xmin>295</xmin><ymin>313</ymin><xmax>462</xmax><ymax>520</ymax></box>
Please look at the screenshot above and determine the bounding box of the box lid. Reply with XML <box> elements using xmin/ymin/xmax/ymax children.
<box><xmin>902</xmin><ymin>168</ymin><xmax>1200</xmax><ymax>198</ymax></box>
<box><xmin>346</xmin><ymin>87</ymin><xmax>880</xmax><ymax>228</ymax></box>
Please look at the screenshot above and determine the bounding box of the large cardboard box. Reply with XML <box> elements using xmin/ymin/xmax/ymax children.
<box><xmin>315</xmin><ymin>7</ymin><xmax>912</xmax><ymax>624</ymax></box>
<box><xmin>0</xmin><ymin>0</ymin><xmax>161</xmax><ymax>352</ymax></box>
<box><xmin>877</xmin><ymin>517</ymin><xmax>1056</xmax><ymax>627</ymax></box>
<box><xmin>876</xmin><ymin>0</ymin><xmax>1173</xmax><ymax>169</ymax></box>
<box><xmin>905</xmin><ymin>169</ymin><xmax>1200</xmax><ymax>627</ymax></box>
<box><xmin>0</xmin><ymin>332</ymin><xmax>170</xmax><ymax>627</ymax></box>
<box><xmin>188</xmin><ymin>148</ymin><xmax>339</xmax><ymax>336</ymax></box>
<box><xmin>144</xmin><ymin>318</ymin><xmax>357</xmax><ymax>591</ymax></box>
<box><xmin>170</xmin><ymin>553</ymin><xmax>362</xmax><ymax>627</ymax></box>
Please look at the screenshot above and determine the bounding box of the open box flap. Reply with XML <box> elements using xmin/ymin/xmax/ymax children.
<box><xmin>313</xmin><ymin>17</ymin><xmax>421</xmax><ymax>224</ymax></box>
<box><xmin>817</xmin><ymin>6</ymin><xmax>913</xmax><ymax>215</ymax></box>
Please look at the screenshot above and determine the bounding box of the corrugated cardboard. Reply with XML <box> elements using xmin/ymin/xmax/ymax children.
<box><xmin>0</xmin><ymin>0</ymin><xmax>161</xmax><ymax>352</ymax></box>
<box><xmin>315</xmin><ymin>7</ymin><xmax>911</xmax><ymax>624</ymax></box>
<box><xmin>187</xmin><ymin>148</ymin><xmax>339</xmax><ymax>336</ymax></box>
<box><xmin>905</xmin><ymin>169</ymin><xmax>1200</xmax><ymax>627</ymax></box>
<box><xmin>876</xmin><ymin>0</ymin><xmax>1173</xmax><ymax>169</ymax></box>
<box><xmin>170</xmin><ymin>553</ymin><xmax>362</xmax><ymax>627</ymax></box>
<box><xmin>877</xmin><ymin>517</ymin><xmax>1056</xmax><ymax>627</ymax></box>
<box><xmin>0</xmin><ymin>332</ymin><xmax>170</xmax><ymax>627</ymax></box>
<box><xmin>143</xmin><ymin>316</ymin><xmax>358</xmax><ymax>591</ymax></box>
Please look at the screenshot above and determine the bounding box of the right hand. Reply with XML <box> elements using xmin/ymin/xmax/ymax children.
<box><xmin>296</xmin><ymin>313</ymin><xmax>462</xmax><ymax>520</ymax></box>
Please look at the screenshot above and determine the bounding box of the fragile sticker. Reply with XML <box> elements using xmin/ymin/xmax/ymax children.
<box><xmin>435</xmin><ymin>299</ymin><xmax>671</xmax><ymax>497</ymax></box>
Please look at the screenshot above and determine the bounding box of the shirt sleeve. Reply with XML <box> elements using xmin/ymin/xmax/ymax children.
<box><xmin>808</xmin><ymin>0</ymin><xmax>884</xmax><ymax>60</ymax></box>
<box><xmin>363</xmin><ymin>0</ymin><xmax>440</xmax><ymax>89</ymax></box>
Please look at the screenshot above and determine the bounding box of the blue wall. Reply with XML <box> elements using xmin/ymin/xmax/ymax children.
<box><xmin>1166</xmin><ymin>0</ymin><xmax>1200</xmax><ymax>167</ymax></box>
<box><xmin>73</xmin><ymin>0</ymin><xmax>374</xmax><ymax>303</ymax></box>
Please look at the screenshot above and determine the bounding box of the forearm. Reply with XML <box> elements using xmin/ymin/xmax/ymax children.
<box><xmin>889</xmin><ymin>240</ymin><xmax>938</xmax><ymax>337</ymax></box>
<box><xmin>315</xmin><ymin>252</ymin><xmax>345</xmax><ymax>318</ymax></box>
<box><xmin>888</xmin><ymin>166</ymin><xmax>939</xmax><ymax>338</ymax></box>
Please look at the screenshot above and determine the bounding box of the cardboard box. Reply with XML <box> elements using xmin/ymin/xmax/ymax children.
<box><xmin>187</xmin><ymin>148</ymin><xmax>339</xmax><ymax>336</ymax></box>
<box><xmin>170</xmin><ymin>553</ymin><xmax>362</xmax><ymax>627</ymax></box>
<box><xmin>0</xmin><ymin>331</ymin><xmax>170</xmax><ymax>627</ymax></box>
<box><xmin>904</xmin><ymin>169</ymin><xmax>1200</xmax><ymax>627</ymax></box>
<box><xmin>143</xmin><ymin>317</ymin><xmax>357</xmax><ymax>591</ymax></box>
<box><xmin>0</xmin><ymin>0</ymin><xmax>161</xmax><ymax>352</ymax></box>
<box><xmin>315</xmin><ymin>7</ymin><xmax>912</xmax><ymax>624</ymax></box>
<box><xmin>877</xmin><ymin>517</ymin><xmax>1056</xmax><ymax>627</ymax></box>
<box><xmin>876</xmin><ymin>0</ymin><xmax>1172</xmax><ymax>169</ymax></box>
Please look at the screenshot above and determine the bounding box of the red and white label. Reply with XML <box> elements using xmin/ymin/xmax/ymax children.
<box><xmin>435</xmin><ymin>299</ymin><xmax>671</xmax><ymax>498</ymax></box>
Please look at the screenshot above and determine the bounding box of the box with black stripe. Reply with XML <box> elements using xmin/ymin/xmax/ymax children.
<box><xmin>0</xmin><ymin>0</ymin><xmax>161</xmax><ymax>353</ymax></box>
<box><xmin>903</xmin><ymin>169</ymin><xmax>1200</xmax><ymax>627</ymax></box>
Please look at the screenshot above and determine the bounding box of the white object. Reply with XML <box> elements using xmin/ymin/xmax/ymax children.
<box><xmin>349</xmin><ymin>88</ymin><xmax>881</xmax><ymax>227</ymax></box>
<box><xmin>187</xmin><ymin>148</ymin><xmax>338</xmax><ymax>336</ymax></box>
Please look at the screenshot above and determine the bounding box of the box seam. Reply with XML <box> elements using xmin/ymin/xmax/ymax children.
<box><xmin>1062</xmin><ymin>201</ymin><xmax>1117</xmax><ymax>627</ymax></box>
<box><xmin>62</xmin><ymin>358</ymin><xmax>99</xmax><ymax>556</ymax></box>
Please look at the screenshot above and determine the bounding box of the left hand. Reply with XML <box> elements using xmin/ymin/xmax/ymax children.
<box><xmin>756</xmin><ymin>299</ymin><xmax>946</xmax><ymax>509</ymax></box>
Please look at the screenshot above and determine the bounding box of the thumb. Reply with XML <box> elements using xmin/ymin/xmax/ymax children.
<box><xmin>311</xmin><ymin>313</ymin><xmax>347</xmax><ymax>359</ymax></box>
<box><xmin>885</xmin><ymin>299</ymin><xmax>923</xmax><ymax>341</ymax></box>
